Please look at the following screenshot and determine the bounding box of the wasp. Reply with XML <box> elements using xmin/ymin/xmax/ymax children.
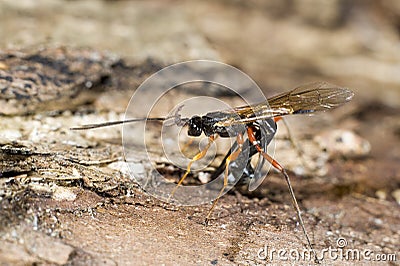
<box><xmin>72</xmin><ymin>81</ymin><xmax>354</xmax><ymax>262</ymax></box>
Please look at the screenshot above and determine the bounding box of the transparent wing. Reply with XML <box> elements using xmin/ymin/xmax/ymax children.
<box><xmin>248</xmin><ymin>153</ymin><xmax>266</xmax><ymax>191</ymax></box>
<box><xmin>218</xmin><ymin>82</ymin><xmax>354</xmax><ymax>126</ymax></box>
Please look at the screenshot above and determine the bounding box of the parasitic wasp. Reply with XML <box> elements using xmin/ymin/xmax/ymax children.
<box><xmin>71</xmin><ymin>81</ymin><xmax>354</xmax><ymax>262</ymax></box>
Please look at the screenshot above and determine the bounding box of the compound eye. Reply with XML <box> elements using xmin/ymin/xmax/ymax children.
<box><xmin>187</xmin><ymin>116</ymin><xmax>202</xmax><ymax>136</ymax></box>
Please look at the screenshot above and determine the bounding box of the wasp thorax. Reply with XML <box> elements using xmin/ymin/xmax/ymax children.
<box><xmin>187</xmin><ymin>116</ymin><xmax>202</xmax><ymax>136</ymax></box>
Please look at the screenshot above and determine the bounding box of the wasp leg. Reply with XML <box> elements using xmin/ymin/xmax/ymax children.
<box><xmin>247</xmin><ymin>126</ymin><xmax>319</xmax><ymax>263</ymax></box>
<box><xmin>210</xmin><ymin>139</ymin><xmax>258</xmax><ymax>182</ymax></box>
<box><xmin>168</xmin><ymin>135</ymin><xmax>217</xmax><ymax>202</ymax></box>
<box><xmin>273</xmin><ymin>116</ymin><xmax>283</xmax><ymax>123</ymax></box>
<box><xmin>209</xmin><ymin>142</ymin><xmax>236</xmax><ymax>181</ymax></box>
<box><xmin>205</xmin><ymin>133</ymin><xmax>244</xmax><ymax>224</ymax></box>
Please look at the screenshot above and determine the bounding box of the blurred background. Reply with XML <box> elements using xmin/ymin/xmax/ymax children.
<box><xmin>2</xmin><ymin>0</ymin><xmax>399</xmax><ymax>200</ymax></box>
<box><xmin>0</xmin><ymin>0</ymin><xmax>399</xmax><ymax>265</ymax></box>
<box><xmin>2</xmin><ymin>0</ymin><xmax>400</xmax><ymax>103</ymax></box>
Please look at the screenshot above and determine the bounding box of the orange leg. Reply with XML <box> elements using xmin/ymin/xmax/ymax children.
<box><xmin>273</xmin><ymin>116</ymin><xmax>282</xmax><ymax>123</ymax></box>
<box><xmin>247</xmin><ymin>126</ymin><xmax>319</xmax><ymax>263</ymax></box>
<box><xmin>169</xmin><ymin>135</ymin><xmax>217</xmax><ymax>201</ymax></box>
<box><xmin>205</xmin><ymin>133</ymin><xmax>244</xmax><ymax>223</ymax></box>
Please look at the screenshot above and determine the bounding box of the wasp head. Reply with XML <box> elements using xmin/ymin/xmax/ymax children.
<box><xmin>187</xmin><ymin>116</ymin><xmax>202</xmax><ymax>136</ymax></box>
